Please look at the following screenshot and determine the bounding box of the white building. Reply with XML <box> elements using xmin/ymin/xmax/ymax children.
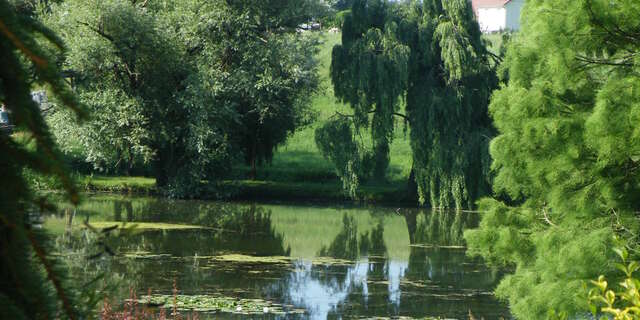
<box><xmin>471</xmin><ymin>0</ymin><xmax>524</xmax><ymax>33</ymax></box>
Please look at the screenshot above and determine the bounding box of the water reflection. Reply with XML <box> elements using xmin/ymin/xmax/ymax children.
<box><xmin>49</xmin><ymin>196</ymin><xmax>510</xmax><ymax>319</ymax></box>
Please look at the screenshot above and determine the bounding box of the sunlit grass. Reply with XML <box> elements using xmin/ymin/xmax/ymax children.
<box><xmin>80</xmin><ymin>175</ymin><xmax>156</xmax><ymax>188</ymax></box>
<box><xmin>251</xmin><ymin>31</ymin><xmax>414</xmax><ymax>185</ymax></box>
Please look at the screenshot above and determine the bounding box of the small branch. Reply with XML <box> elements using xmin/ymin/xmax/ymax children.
<box><xmin>541</xmin><ymin>207</ymin><xmax>557</xmax><ymax>227</ymax></box>
<box><xmin>334</xmin><ymin>110</ymin><xmax>409</xmax><ymax>121</ymax></box>
<box><xmin>78</xmin><ymin>21</ymin><xmax>114</xmax><ymax>42</ymax></box>
<box><xmin>487</xmin><ymin>51</ymin><xmax>503</xmax><ymax>64</ymax></box>
<box><xmin>575</xmin><ymin>54</ymin><xmax>635</xmax><ymax>68</ymax></box>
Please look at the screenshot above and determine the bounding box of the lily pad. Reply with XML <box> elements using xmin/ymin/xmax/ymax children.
<box><xmin>138</xmin><ymin>294</ymin><xmax>305</xmax><ymax>315</ymax></box>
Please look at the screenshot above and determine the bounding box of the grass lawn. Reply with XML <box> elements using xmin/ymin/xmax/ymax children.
<box><xmin>242</xmin><ymin>31</ymin><xmax>414</xmax><ymax>186</ymax></box>
<box><xmin>79</xmin><ymin>175</ymin><xmax>157</xmax><ymax>194</ymax></box>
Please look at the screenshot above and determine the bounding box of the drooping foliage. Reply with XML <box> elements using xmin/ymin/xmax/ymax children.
<box><xmin>0</xmin><ymin>0</ymin><xmax>85</xmax><ymax>318</ymax></box>
<box><xmin>403</xmin><ymin>0</ymin><xmax>496</xmax><ymax>209</ymax></box>
<box><xmin>464</xmin><ymin>1</ymin><xmax>640</xmax><ymax>318</ymax></box>
<box><xmin>319</xmin><ymin>0</ymin><xmax>495</xmax><ymax>208</ymax></box>
<box><xmin>315</xmin><ymin>117</ymin><xmax>364</xmax><ymax>197</ymax></box>
<box><xmin>330</xmin><ymin>0</ymin><xmax>409</xmax><ymax>180</ymax></box>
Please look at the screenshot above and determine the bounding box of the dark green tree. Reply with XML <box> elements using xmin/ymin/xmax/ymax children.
<box><xmin>329</xmin><ymin>0</ymin><xmax>355</xmax><ymax>11</ymax></box>
<box><xmin>196</xmin><ymin>0</ymin><xmax>321</xmax><ymax>178</ymax></box>
<box><xmin>45</xmin><ymin>0</ymin><xmax>234</xmax><ymax>196</ymax></box>
<box><xmin>465</xmin><ymin>1</ymin><xmax>640</xmax><ymax>318</ymax></box>
<box><xmin>319</xmin><ymin>0</ymin><xmax>496</xmax><ymax>208</ymax></box>
<box><xmin>0</xmin><ymin>0</ymin><xmax>85</xmax><ymax>318</ymax></box>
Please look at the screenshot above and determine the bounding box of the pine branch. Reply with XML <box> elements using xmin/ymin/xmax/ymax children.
<box><xmin>27</xmin><ymin>230</ymin><xmax>77</xmax><ymax>320</ymax></box>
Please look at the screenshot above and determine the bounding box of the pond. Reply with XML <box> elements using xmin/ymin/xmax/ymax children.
<box><xmin>46</xmin><ymin>195</ymin><xmax>511</xmax><ymax>319</ymax></box>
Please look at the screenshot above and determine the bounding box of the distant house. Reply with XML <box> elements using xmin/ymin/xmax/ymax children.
<box><xmin>471</xmin><ymin>0</ymin><xmax>524</xmax><ymax>33</ymax></box>
<box><xmin>0</xmin><ymin>105</ymin><xmax>12</xmax><ymax>134</ymax></box>
<box><xmin>0</xmin><ymin>91</ymin><xmax>50</xmax><ymax>134</ymax></box>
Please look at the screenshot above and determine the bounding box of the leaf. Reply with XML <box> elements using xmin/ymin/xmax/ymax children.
<box><xmin>614</xmin><ymin>248</ymin><xmax>629</xmax><ymax>262</ymax></box>
<box><xmin>606</xmin><ymin>290</ymin><xmax>617</xmax><ymax>305</ymax></box>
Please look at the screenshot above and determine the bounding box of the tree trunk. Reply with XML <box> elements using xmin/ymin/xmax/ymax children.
<box><xmin>404</xmin><ymin>211</ymin><xmax>418</xmax><ymax>244</ymax></box>
<box><xmin>250</xmin><ymin>156</ymin><xmax>257</xmax><ymax>180</ymax></box>
<box><xmin>126</xmin><ymin>147</ymin><xmax>134</xmax><ymax>176</ymax></box>
<box><xmin>407</xmin><ymin>164</ymin><xmax>418</xmax><ymax>203</ymax></box>
<box><xmin>249</xmin><ymin>140</ymin><xmax>257</xmax><ymax>180</ymax></box>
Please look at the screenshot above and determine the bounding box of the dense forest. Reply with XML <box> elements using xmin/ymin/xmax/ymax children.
<box><xmin>2</xmin><ymin>0</ymin><xmax>640</xmax><ymax>319</ymax></box>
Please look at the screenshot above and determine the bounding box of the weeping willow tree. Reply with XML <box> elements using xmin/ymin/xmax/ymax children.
<box><xmin>317</xmin><ymin>0</ymin><xmax>496</xmax><ymax>208</ymax></box>
<box><xmin>0</xmin><ymin>1</ymin><xmax>86</xmax><ymax>318</ymax></box>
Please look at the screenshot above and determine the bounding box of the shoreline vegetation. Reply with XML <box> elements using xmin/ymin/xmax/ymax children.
<box><xmin>74</xmin><ymin>175</ymin><xmax>414</xmax><ymax>205</ymax></box>
<box><xmin>46</xmin><ymin>32</ymin><xmax>504</xmax><ymax>206</ymax></box>
<box><xmin>48</xmin><ymin>32</ymin><xmax>418</xmax><ymax>206</ymax></box>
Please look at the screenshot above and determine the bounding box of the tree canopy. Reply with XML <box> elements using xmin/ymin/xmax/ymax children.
<box><xmin>319</xmin><ymin>0</ymin><xmax>496</xmax><ymax>208</ymax></box>
<box><xmin>464</xmin><ymin>0</ymin><xmax>640</xmax><ymax>318</ymax></box>
<box><xmin>45</xmin><ymin>0</ymin><xmax>321</xmax><ymax>194</ymax></box>
<box><xmin>196</xmin><ymin>0</ymin><xmax>320</xmax><ymax>177</ymax></box>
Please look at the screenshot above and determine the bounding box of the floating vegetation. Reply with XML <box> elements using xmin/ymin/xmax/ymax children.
<box><xmin>408</xmin><ymin>244</ymin><xmax>466</xmax><ymax>249</ymax></box>
<box><xmin>88</xmin><ymin>221</ymin><xmax>208</xmax><ymax>230</ymax></box>
<box><xmin>209</xmin><ymin>254</ymin><xmax>291</xmax><ymax>264</ymax></box>
<box><xmin>123</xmin><ymin>251</ymin><xmax>172</xmax><ymax>259</ymax></box>
<box><xmin>207</xmin><ymin>254</ymin><xmax>353</xmax><ymax>266</ymax></box>
<box><xmin>138</xmin><ymin>294</ymin><xmax>305</xmax><ymax>315</ymax></box>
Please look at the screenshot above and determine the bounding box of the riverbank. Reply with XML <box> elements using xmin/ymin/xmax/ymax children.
<box><xmin>78</xmin><ymin>175</ymin><xmax>415</xmax><ymax>205</ymax></box>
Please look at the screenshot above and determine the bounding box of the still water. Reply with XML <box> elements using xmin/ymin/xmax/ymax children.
<box><xmin>47</xmin><ymin>195</ymin><xmax>510</xmax><ymax>319</ymax></box>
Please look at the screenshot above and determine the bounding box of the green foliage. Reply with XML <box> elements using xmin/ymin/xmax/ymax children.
<box><xmin>193</xmin><ymin>0</ymin><xmax>321</xmax><ymax>176</ymax></box>
<box><xmin>315</xmin><ymin>118</ymin><xmax>367</xmax><ymax>197</ymax></box>
<box><xmin>465</xmin><ymin>0</ymin><xmax>640</xmax><ymax>318</ymax></box>
<box><xmin>589</xmin><ymin>245</ymin><xmax>640</xmax><ymax>320</ymax></box>
<box><xmin>319</xmin><ymin>0</ymin><xmax>495</xmax><ymax>209</ymax></box>
<box><xmin>329</xmin><ymin>0</ymin><xmax>409</xmax><ymax>182</ymax></box>
<box><xmin>329</xmin><ymin>0</ymin><xmax>355</xmax><ymax>11</ymax></box>
<box><xmin>46</xmin><ymin>0</ymin><xmax>321</xmax><ymax>188</ymax></box>
<box><xmin>403</xmin><ymin>0</ymin><xmax>496</xmax><ymax>209</ymax></box>
<box><xmin>0</xmin><ymin>0</ymin><xmax>86</xmax><ymax>318</ymax></box>
<box><xmin>45</xmin><ymin>0</ymin><xmax>236</xmax><ymax>196</ymax></box>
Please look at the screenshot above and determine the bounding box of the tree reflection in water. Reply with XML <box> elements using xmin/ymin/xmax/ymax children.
<box><xmin>50</xmin><ymin>197</ymin><xmax>509</xmax><ymax>319</ymax></box>
<box><xmin>286</xmin><ymin>210</ymin><xmax>506</xmax><ymax>319</ymax></box>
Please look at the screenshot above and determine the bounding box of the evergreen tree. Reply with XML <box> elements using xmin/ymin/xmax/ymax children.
<box><xmin>0</xmin><ymin>0</ymin><xmax>85</xmax><ymax>318</ymax></box>
<box><xmin>464</xmin><ymin>1</ymin><xmax>640</xmax><ymax>318</ymax></box>
<box><xmin>319</xmin><ymin>0</ymin><xmax>495</xmax><ymax>208</ymax></box>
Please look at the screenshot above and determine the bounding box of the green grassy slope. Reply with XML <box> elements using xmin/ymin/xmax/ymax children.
<box><xmin>251</xmin><ymin>31</ymin><xmax>414</xmax><ymax>185</ymax></box>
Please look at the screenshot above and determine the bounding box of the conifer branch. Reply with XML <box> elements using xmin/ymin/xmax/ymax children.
<box><xmin>27</xmin><ymin>231</ymin><xmax>76</xmax><ymax>320</ymax></box>
<box><xmin>0</xmin><ymin>18</ymin><xmax>47</xmax><ymax>67</ymax></box>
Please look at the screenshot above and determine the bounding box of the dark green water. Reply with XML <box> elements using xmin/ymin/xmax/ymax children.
<box><xmin>48</xmin><ymin>195</ymin><xmax>510</xmax><ymax>319</ymax></box>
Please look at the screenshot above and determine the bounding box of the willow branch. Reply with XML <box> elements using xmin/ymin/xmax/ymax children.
<box><xmin>334</xmin><ymin>110</ymin><xmax>409</xmax><ymax>121</ymax></box>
